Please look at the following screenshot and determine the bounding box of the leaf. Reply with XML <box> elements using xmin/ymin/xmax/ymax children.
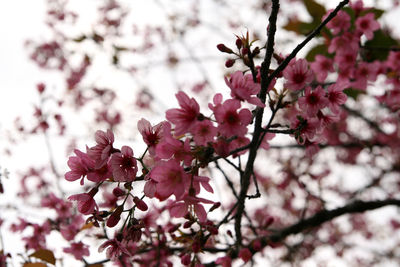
<box><xmin>283</xmin><ymin>19</ymin><xmax>317</xmax><ymax>36</ymax></box>
<box><xmin>29</xmin><ymin>249</ymin><xmax>56</xmax><ymax>265</ymax></box>
<box><xmin>363</xmin><ymin>30</ymin><xmax>399</xmax><ymax>61</ymax></box>
<box><xmin>305</xmin><ymin>44</ymin><xmax>331</xmax><ymax>62</ymax></box>
<box><xmin>23</xmin><ymin>263</ymin><xmax>47</xmax><ymax>267</ymax></box>
<box><xmin>80</xmin><ymin>221</ymin><xmax>94</xmax><ymax>231</ymax></box>
<box><xmin>304</xmin><ymin>0</ymin><xmax>326</xmax><ymax>21</ymax></box>
<box><xmin>343</xmin><ymin>88</ymin><xmax>365</xmax><ymax>100</ymax></box>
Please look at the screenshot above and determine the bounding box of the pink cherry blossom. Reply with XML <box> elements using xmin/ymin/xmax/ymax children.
<box><xmin>310</xmin><ymin>55</ymin><xmax>334</xmax><ymax>83</ymax></box>
<box><xmin>352</xmin><ymin>61</ymin><xmax>379</xmax><ymax>90</ymax></box>
<box><xmin>65</xmin><ymin>149</ymin><xmax>94</xmax><ymax>185</ymax></box>
<box><xmin>325</xmin><ymin>10</ymin><xmax>351</xmax><ymax>35</ymax></box>
<box><xmin>214</xmin><ymin>99</ymin><xmax>252</xmax><ymax>137</ymax></box>
<box><xmin>327</xmin><ymin>83</ymin><xmax>348</xmax><ymax>114</ymax></box>
<box><xmin>193</xmin><ymin>120</ymin><xmax>217</xmax><ymax>146</ymax></box>
<box><xmin>137</xmin><ymin>118</ymin><xmax>164</xmax><ymax>156</ymax></box>
<box><xmin>239</xmin><ymin>248</ymin><xmax>252</xmax><ymax>263</ymax></box>
<box><xmin>169</xmin><ymin>195</ymin><xmax>214</xmax><ymax>222</ymax></box>
<box><xmin>150</xmin><ymin>159</ymin><xmax>190</xmax><ymax>200</ymax></box>
<box><xmin>166</xmin><ymin>91</ymin><xmax>200</xmax><ymax>135</ymax></box>
<box><xmin>224</xmin><ymin>71</ymin><xmax>265</xmax><ymax>107</ymax></box>
<box><xmin>98</xmin><ymin>236</ymin><xmax>131</xmax><ymax>261</ymax></box>
<box><xmin>328</xmin><ymin>33</ymin><xmax>359</xmax><ymax>55</ymax></box>
<box><xmin>334</xmin><ymin>50</ymin><xmax>357</xmax><ymax>71</ymax></box>
<box><xmin>215</xmin><ymin>256</ymin><xmax>232</xmax><ymax>267</ymax></box>
<box><xmin>356</xmin><ymin>13</ymin><xmax>380</xmax><ymax>40</ymax></box>
<box><xmin>298</xmin><ymin>86</ymin><xmax>329</xmax><ymax>117</ymax></box>
<box><xmin>110</xmin><ymin>146</ymin><xmax>138</xmax><ymax>182</ymax></box>
<box><xmin>68</xmin><ymin>189</ymin><xmax>98</xmax><ymax>215</ymax></box>
<box><xmin>87</xmin><ymin>129</ymin><xmax>115</xmax><ymax>168</ymax></box>
<box><xmin>155</xmin><ymin>123</ymin><xmax>193</xmax><ymax>166</ymax></box>
<box><xmin>63</xmin><ymin>241</ymin><xmax>90</xmax><ymax>260</ymax></box>
<box><xmin>283</xmin><ymin>58</ymin><xmax>314</xmax><ymax>91</ymax></box>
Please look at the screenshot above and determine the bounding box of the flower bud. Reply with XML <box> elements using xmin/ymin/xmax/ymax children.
<box><xmin>225</xmin><ymin>59</ymin><xmax>235</xmax><ymax>68</ymax></box>
<box><xmin>112</xmin><ymin>187</ymin><xmax>125</xmax><ymax>197</ymax></box>
<box><xmin>133</xmin><ymin>196</ymin><xmax>148</xmax><ymax>211</ymax></box>
<box><xmin>107</xmin><ymin>206</ymin><xmax>123</xmax><ymax>228</ymax></box>
<box><xmin>235</xmin><ymin>38</ymin><xmax>242</xmax><ymax>49</ymax></box>
<box><xmin>217</xmin><ymin>44</ymin><xmax>233</xmax><ymax>54</ymax></box>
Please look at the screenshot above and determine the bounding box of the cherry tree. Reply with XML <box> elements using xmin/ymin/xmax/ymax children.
<box><xmin>2</xmin><ymin>0</ymin><xmax>400</xmax><ymax>266</ymax></box>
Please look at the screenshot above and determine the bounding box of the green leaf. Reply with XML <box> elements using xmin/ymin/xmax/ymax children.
<box><xmin>362</xmin><ymin>30</ymin><xmax>399</xmax><ymax>61</ymax></box>
<box><xmin>304</xmin><ymin>0</ymin><xmax>326</xmax><ymax>21</ymax></box>
<box><xmin>305</xmin><ymin>44</ymin><xmax>331</xmax><ymax>62</ymax></box>
<box><xmin>29</xmin><ymin>249</ymin><xmax>56</xmax><ymax>265</ymax></box>
<box><xmin>343</xmin><ymin>88</ymin><xmax>365</xmax><ymax>100</ymax></box>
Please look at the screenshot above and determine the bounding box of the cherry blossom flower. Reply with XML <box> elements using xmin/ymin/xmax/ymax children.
<box><xmin>110</xmin><ymin>146</ymin><xmax>138</xmax><ymax>182</ymax></box>
<box><xmin>239</xmin><ymin>248</ymin><xmax>252</xmax><ymax>263</ymax></box>
<box><xmin>156</xmin><ymin>122</ymin><xmax>193</xmax><ymax>166</ymax></box>
<box><xmin>215</xmin><ymin>256</ymin><xmax>232</xmax><ymax>267</ymax></box>
<box><xmin>214</xmin><ymin>99</ymin><xmax>252</xmax><ymax>137</ymax></box>
<box><xmin>328</xmin><ymin>33</ymin><xmax>359</xmax><ymax>55</ymax></box>
<box><xmin>326</xmin><ymin>83</ymin><xmax>348</xmax><ymax>114</ymax></box>
<box><xmin>98</xmin><ymin>236</ymin><xmax>131</xmax><ymax>261</ymax></box>
<box><xmin>169</xmin><ymin>195</ymin><xmax>214</xmax><ymax>222</ymax></box>
<box><xmin>87</xmin><ymin>129</ymin><xmax>115</xmax><ymax>168</ymax></box>
<box><xmin>68</xmin><ymin>188</ymin><xmax>98</xmax><ymax>215</ymax></box>
<box><xmin>224</xmin><ymin>71</ymin><xmax>264</xmax><ymax>107</ymax></box>
<box><xmin>356</xmin><ymin>13</ymin><xmax>380</xmax><ymax>40</ymax></box>
<box><xmin>298</xmin><ymin>86</ymin><xmax>329</xmax><ymax>117</ymax></box>
<box><xmin>193</xmin><ymin>120</ymin><xmax>217</xmax><ymax>146</ymax></box>
<box><xmin>166</xmin><ymin>91</ymin><xmax>200</xmax><ymax>135</ymax></box>
<box><xmin>63</xmin><ymin>241</ymin><xmax>90</xmax><ymax>260</ymax></box>
<box><xmin>352</xmin><ymin>61</ymin><xmax>379</xmax><ymax>90</ymax></box>
<box><xmin>334</xmin><ymin>50</ymin><xmax>357</xmax><ymax>71</ymax></box>
<box><xmin>283</xmin><ymin>58</ymin><xmax>313</xmax><ymax>91</ymax></box>
<box><xmin>137</xmin><ymin>118</ymin><xmax>164</xmax><ymax>156</ymax></box>
<box><xmin>325</xmin><ymin>10</ymin><xmax>351</xmax><ymax>34</ymax></box>
<box><xmin>65</xmin><ymin>149</ymin><xmax>94</xmax><ymax>185</ymax></box>
<box><xmin>310</xmin><ymin>55</ymin><xmax>334</xmax><ymax>83</ymax></box>
<box><xmin>150</xmin><ymin>159</ymin><xmax>190</xmax><ymax>200</ymax></box>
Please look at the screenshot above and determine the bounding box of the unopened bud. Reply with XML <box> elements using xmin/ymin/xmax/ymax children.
<box><xmin>133</xmin><ymin>197</ymin><xmax>148</xmax><ymax>211</ymax></box>
<box><xmin>112</xmin><ymin>187</ymin><xmax>125</xmax><ymax>197</ymax></box>
<box><xmin>236</xmin><ymin>38</ymin><xmax>242</xmax><ymax>49</ymax></box>
<box><xmin>225</xmin><ymin>59</ymin><xmax>235</xmax><ymax>68</ymax></box>
<box><xmin>217</xmin><ymin>44</ymin><xmax>233</xmax><ymax>54</ymax></box>
<box><xmin>107</xmin><ymin>206</ymin><xmax>123</xmax><ymax>228</ymax></box>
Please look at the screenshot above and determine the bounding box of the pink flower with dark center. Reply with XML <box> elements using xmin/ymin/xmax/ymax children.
<box><xmin>169</xmin><ymin>195</ymin><xmax>214</xmax><ymax>222</ymax></box>
<box><xmin>65</xmin><ymin>149</ymin><xmax>94</xmax><ymax>185</ymax></box>
<box><xmin>87</xmin><ymin>129</ymin><xmax>115</xmax><ymax>168</ymax></box>
<box><xmin>225</xmin><ymin>71</ymin><xmax>264</xmax><ymax>107</ymax></box>
<box><xmin>327</xmin><ymin>83</ymin><xmax>348</xmax><ymax>114</ymax></box>
<box><xmin>328</xmin><ymin>33</ymin><xmax>359</xmax><ymax>55</ymax></box>
<box><xmin>193</xmin><ymin>120</ymin><xmax>217</xmax><ymax>146</ymax></box>
<box><xmin>283</xmin><ymin>58</ymin><xmax>314</xmax><ymax>91</ymax></box>
<box><xmin>334</xmin><ymin>50</ymin><xmax>358</xmax><ymax>71</ymax></box>
<box><xmin>98</xmin><ymin>235</ymin><xmax>131</xmax><ymax>261</ymax></box>
<box><xmin>214</xmin><ymin>99</ymin><xmax>252</xmax><ymax>138</ymax></box>
<box><xmin>68</xmin><ymin>188</ymin><xmax>98</xmax><ymax>215</ymax></box>
<box><xmin>298</xmin><ymin>86</ymin><xmax>329</xmax><ymax>117</ymax></box>
<box><xmin>137</xmin><ymin>118</ymin><xmax>164</xmax><ymax>156</ymax></box>
<box><xmin>87</xmin><ymin>162</ymin><xmax>112</xmax><ymax>183</ymax></box>
<box><xmin>325</xmin><ymin>10</ymin><xmax>351</xmax><ymax>35</ymax></box>
<box><xmin>63</xmin><ymin>241</ymin><xmax>90</xmax><ymax>260</ymax></box>
<box><xmin>166</xmin><ymin>91</ymin><xmax>200</xmax><ymax>135</ymax></box>
<box><xmin>291</xmin><ymin>116</ymin><xmax>320</xmax><ymax>143</ymax></box>
<box><xmin>156</xmin><ymin>122</ymin><xmax>193</xmax><ymax>166</ymax></box>
<box><xmin>356</xmin><ymin>13</ymin><xmax>380</xmax><ymax>40</ymax></box>
<box><xmin>310</xmin><ymin>55</ymin><xmax>334</xmax><ymax>83</ymax></box>
<box><xmin>110</xmin><ymin>146</ymin><xmax>138</xmax><ymax>182</ymax></box>
<box><xmin>150</xmin><ymin>159</ymin><xmax>189</xmax><ymax>200</ymax></box>
<box><xmin>352</xmin><ymin>61</ymin><xmax>379</xmax><ymax>90</ymax></box>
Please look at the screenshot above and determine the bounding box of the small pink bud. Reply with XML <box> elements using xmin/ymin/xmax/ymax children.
<box><xmin>192</xmin><ymin>241</ymin><xmax>201</xmax><ymax>253</ymax></box>
<box><xmin>183</xmin><ymin>221</ymin><xmax>194</xmax><ymax>229</ymax></box>
<box><xmin>37</xmin><ymin>83</ymin><xmax>45</xmax><ymax>94</ymax></box>
<box><xmin>225</xmin><ymin>59</ymin><xmax>235</xmax><ymax>68</ymax></box>
<box><xmin>217</xmin><ymin>44</ymin><xmax>233</xmax><ymax>54</ymax></box>
<box><xmin>112</xmin><ymin>187</ymin><xmax>125</xmax><ymax>197</ymax></box>
<box><xmin>133</xmin><ymin>197</ymin><xmax>148</xmax><ymax>211</ymax></box>
<box><xmin>209</xmin><ymin>202</ymin><xmax>221</xmax><ymax>212</ymax></box>
<box><xmin>236</xmin><ymin>38</ymin><xmax>242</xmax><ymax>49</ymax></box>
<box><xmin>181</xmin><ymin>254</ymin><xmax>191</xmax><ymax>265</ymax></box>
<box><xmin>242</xmin><ymin>47</ymin><xmax>249</xmax><ymax>55</ymax></box>
<box><xmin>239</xmin><ymin>248</ymin><xmax>252</xmax><ymax>263</ymax></box>
<box><xmin>252</xmin><ymin>239</ymin><xmax>262</xmax><ymax>251</ymax></box>
<box><xmin>107</xmin><ymin>206</ymin><xmax>123</xmax><ymax>228</ymax></box>
<box><xmin>168</xmin><ymin>224</ymin><xmax>181</xmax><ymax>233</ymax></box>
